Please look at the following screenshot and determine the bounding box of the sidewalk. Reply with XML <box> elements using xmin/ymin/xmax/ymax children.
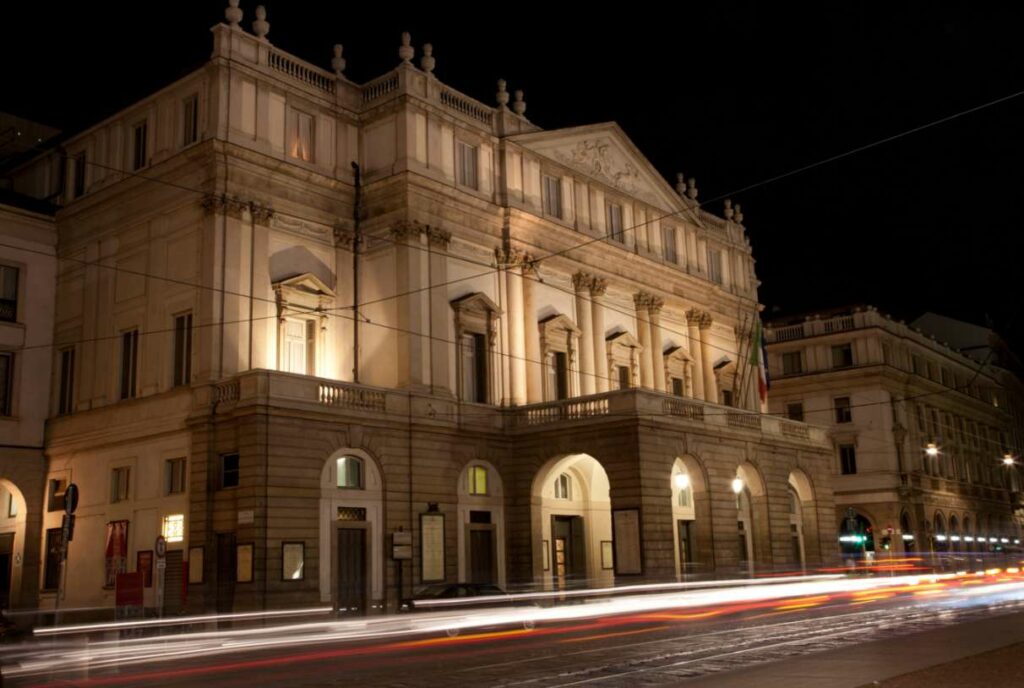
<box><xmin>681</xmin><ymin>610</ymin><xmax>1024</xmax><ymax>688</ymax></box>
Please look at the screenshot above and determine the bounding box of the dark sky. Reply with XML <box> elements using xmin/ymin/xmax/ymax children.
<box><xmin>4</xmin><ymin>3</ymin><xmax>1023</xmax><ymax>348</ymax></box>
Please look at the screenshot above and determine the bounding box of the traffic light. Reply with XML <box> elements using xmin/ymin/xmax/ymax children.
<box><xmin>880</xmin><ymin>536</ymin><xmax>891</xmax><ymax>551</ymax></box>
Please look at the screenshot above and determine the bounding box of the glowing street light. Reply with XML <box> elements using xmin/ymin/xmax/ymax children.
<box><xmin>731</xmin><ymin>477</ymin><xmax>744</xmax><ymax>495</ymax></box>
<box><xmin>1003</xmin><ymin>453</ymin><xmax>1015</xmax><ymax>467</ymax></box>
<box><xmin>925</xmin><ymin>442</ymin><xmax>939</xmax><ymax>457</ymax></box>
<box><xmin>674</xmin><ymin>473</ymin><xmax>690</xmax><ymax>490</ymax></box>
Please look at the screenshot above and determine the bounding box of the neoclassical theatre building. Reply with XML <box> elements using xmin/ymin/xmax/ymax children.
<box><xmin>3</xmin><ymin>4</ymin><xmax>838</xmax><ymax>613</ymax></box>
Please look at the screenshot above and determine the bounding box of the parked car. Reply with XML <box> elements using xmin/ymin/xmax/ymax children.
<box><xmin>400</xmin><ymin>583</ymin><xmax>511</xmax><ymax>612</ymax></box>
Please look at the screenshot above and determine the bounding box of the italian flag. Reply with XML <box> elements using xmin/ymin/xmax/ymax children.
<box><xmin>751</xmin><ymin>319</ymin><xmax>769</xmax><ymax>412</ymax></box>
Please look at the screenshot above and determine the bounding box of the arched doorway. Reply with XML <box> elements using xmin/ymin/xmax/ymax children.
<box><xmin>788</xmin><ymin>470</ymin><xmax>815</xmax><ymax>570</ymax></box>
<box><xmin>670</xmin><ymin>457</ymin><xmax>700</xmax><ymax>579</ymax></box>
<box><xmin>0</xmin><ymin>481</ymin><xmax>26</xmax><ymax>609</ymax></box>
<box><xmin>319</xmin><ymin>450</ymin><xmax>384</xmax><ymax>614</ymax></box>
<box><xmin>900</xmin><ymin>511</ymin><xmax>915</xmax><ymax>554</ymax></box>
<box><xmin>949</xmin><ymin>515</ymin><xmax>961</xmax><ymax>551</ymax></box>
<box><xmin>457</xmin><ymin>460</ymin><xmax>505</xmax><ymax>587</ymax></box>
<box><xmin>532</xmin><ymin>453</ymin><xmax>611</xmax><ymax>591</ymax></box>
<box><xmin>962</xmin><ymin>515</ymin><xmax>973</xmax><ymax>553</ymax></box>
<box><xmin>734</xmin><ymin>463</ymin><xmax>766</xmax><ymax>575</ymax></box>
<box><xmin>839</xmin><ymin>511</ymin><xmax>875</xmax><ymax>558</ymax></box>
<box><xmin>933</xmin><ymin>512</ymin><xmax>948</xmax><ymax>553</ymax></box>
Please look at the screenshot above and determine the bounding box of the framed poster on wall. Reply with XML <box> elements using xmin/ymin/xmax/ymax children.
<box><xmin>420</xmin><ymin>512</ymin><xmax>445</xmax><ymax>582</ymax></box>
<box><xmin>612</xmin><ymin>508</ymin><xmax>642</xmax><ymax>575</ymax></box>
<box><xmin>188</xmin><ymin>546</ymin><xmax>204</xmax><ymax>584</ymax></box>
<box><xmin>236</xmin><ymin>543</ymin><xmax>254</xmax><ymax>583</ymax></box>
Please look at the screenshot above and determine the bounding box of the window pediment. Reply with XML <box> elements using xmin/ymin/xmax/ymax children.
<box><xmin>450</xmin><ymin>292</ymin><xmax>502</xmax><ymax>318</ymax></box>
<box><xmin>540</xmin><ymin>313</ymin><xmax>581</xmax><ymax>339</ymax></box>
<box><xmin>606</xmin><ymin>330</ymin><xmax>641</xmax><ymax>351</ymax></box>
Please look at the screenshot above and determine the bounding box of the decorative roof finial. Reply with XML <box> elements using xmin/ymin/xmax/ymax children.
<box><xmin>723</xmin><ymin>199</ymin><xmax>734</xmax><ymax>220</ymax></box>
<box><xmin>734</xmin><ymin>204</ymin><xmax>744</xmax><ymax>224</ymax></box>
<box><xmin>686</xmin><ymin>177</ymin><xmax>698</xmax><ymax>200</ymax></box>
<box><xmin>496</xmin><ymin>79</ymin><xmax>510</xmax><ymax>107</ymax></box>
<box><xmin>420</xmin><ymin>43</ymin><xmax>435</xmax><ymax>73</ymax></box>
<box><xmin>252</xmin><ymin>5</ymin><xmax>270</xmax><ymax>40</ymax></box>
<box><xmin>331</xmin><ymin>44</ymin><xmax>346</xmax><ymax>76</ymax></box>
<box><xmin>399</xmin><ymin>32</ymin><xmax>414</xmax><ymax>63</ymax></box>
<box><xmin>513</xmin><ymin>89</ymin><xmax>527</xmax><ymax>116</ymax></box>
<box><xmin>225</xmin><ymin>0</ymin><xmax>242</xmax><ymax>27</ymax></box>
<box><xmin>675</xmin><ymin>173</ymin><xmax>686</xmax><ymax>196</ymax></box>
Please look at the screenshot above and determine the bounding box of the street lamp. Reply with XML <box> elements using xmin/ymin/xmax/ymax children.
<box><xmin>925</xmin><ymin>442</ymin><xmax>940</xmax><ymax>457</ymax></box>
<box><xmin>731</xmin><ymin>477</ymin><xmax>744</xmax><ymax>494</ymax></box>
<box><xmin>1003</xmin><ymin>453</ymin><xmax>1015</xmax><ymax>467</ymax></box>
<box><xmin>674</xmin><ymin>472</ymin><xmax>690</xmax><ymax>490</ymax></box>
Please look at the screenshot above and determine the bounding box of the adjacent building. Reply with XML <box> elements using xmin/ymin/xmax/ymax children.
<box><xmin>766</xmin><ymin>306</ymin><xmax>1024</xmax><ymax>564</ymax></box>
<box><xmin>1</xmin><ymin>3</ymin><xmax>838</xmax><ymax>614</ymax></box>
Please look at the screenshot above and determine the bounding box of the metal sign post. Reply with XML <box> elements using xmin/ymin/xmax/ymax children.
<box><xmin>155</xmin><ymin>535</ymin><xmax>167</xmax><ymax>620</ymax></box>
<box><xmin>54</xmin><ymin>483</ymin><xmax>79</xmax><ymax>624</ymax></box>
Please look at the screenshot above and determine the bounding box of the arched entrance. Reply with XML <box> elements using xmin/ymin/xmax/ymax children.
<box><xmin>733</xmin><ymin>463</ymin><xmax>766</xmax><ymax>575</ymax></box>
<box><xmin>319</xmin><ymin>450</ymin><xmax>383</xmax><ymax>614</ymax></box>
<box><xmin>933</xmin><ymin>512</ymin><xmax>948</xmax><ymax>553</ymax></box>
<box><xmin>532</xmin><ymin>453</ymin><xmax>611</xmax><ymax>590</ymax></box>
<box><xmin>671</xmin><ymin>457</ymin><xmax>703</xmax><ymax>579</ymax></box>
<box><xmin>900</xmin><ymin>511</ymin><xmax>915</xmax><ymax>554</ymax></box>
<box><xmin>457</xmin><ymin>460</ymin><xmax>505</xmax><ymax>587</ymax></box>
<box><xmin>839</xmin><ymin>511</ymin><xmax>875</xmax><ymax>558</ymax></box>
<box><xmin>0</xmin><ymin>481</ymin><xmax>26</xmax><ymax>609</ymax></box>
<box><xmin>788</xmin><ymin>470</ymin><xmax>816</xmax><ymax>570</ymax></box>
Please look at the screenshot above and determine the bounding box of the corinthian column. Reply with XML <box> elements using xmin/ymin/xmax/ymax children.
<box><xmin>498</xmin><ymin>247</ymin><xmax>529</xmax><ymax>406</ymax></box>
<box><xmin>686</xmin><ymin>309</ymin><xmax>705</xmax><ymax>401</ymax></box>
<box><xmin>648</xmin><ymin>297</ymin><xmax>665</xmax><ymax>392</ymax></box>
<box><xmin>590</xmin><ymin>278</ymin><xmax>609</xmax><ymax>393</ymax></box>
<box><xmin>573</xmin><ymin>273</ymin><xmax>596</xmax><ymax>396</ymax></box>
<box><xmin>635</xmin><ymin>293</ymin><xmax>654</xmax><ymax>389</ymax></box>
<box><xmin>523</xmin><ymin>265</ymin><xmax>543</xmax><ymax>403</ymax></box>
<box><xmin>699</xmin><ymin>313</ymin><xmax>718</xmax><ymax>403</ymax></box>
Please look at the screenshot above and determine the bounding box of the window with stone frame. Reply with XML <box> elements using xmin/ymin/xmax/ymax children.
<box><xmin>131</xmin><ymin>119</ymin><xmax>148</xmax><ymax>170</ymax></box>
<box><xmin>288</xmin><ymin>108</ymin><xmax>315</xmax><ymax>162</ymax></box>
<box><xmin>456</xmin><ymin>140</ymin><xmax>479</xmax><ymax>189</ymax></box>
<box><xmin>451</xmin><ymin>292</ymin><xmax>500</xmax><ymax>405</ymax></box>
<box><xmin>831</xmin><ymin>343</ymin><xmax>854</xmax><ymax>368</ymax></box>
<box><xmin>605</xmin><ymin>202</ymin><xmax>624</xmax><ymax>243</ymax></box>
<box><xmin>606</xmin><ymin>331</ymin><xmax>641</xmax><ymax>394</ymax></box>
<box><xmin>273</xmin><ymin>274</ymin><xmax>334</xmax><ymax>378</ymax></box>
<box><xmin>781</xmin><ymin>350</ymin><xmax>803</xmax><ymax>375</ymax></box>
<box><xmin>542</xmin><ymin>174</ymin><xmax>562</xmax><ymax>219</ymax></box>
<box><xmin>554</xmin><ymin>473</ymin><xmax>572</xmax><ymax>500</ymax></box>
<box><xmin>539</xmin><ymin>314</ymin><xmax>581</xmax><ymax>401</ymax></box>
<box><xmin>663</xmin><ymin>346</ymin><xmax>693</xmax><ymax>398</ymax></box>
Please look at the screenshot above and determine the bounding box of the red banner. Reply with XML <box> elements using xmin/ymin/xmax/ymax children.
<box><xmin>115</xmin><ymin>572</ymin><xmax>144</xmax><ymax>607</ymax></box>
<box><xmin>105</xmin><ymin>520</ymin><xmax>129</xmax><ymax>588</ymax></box>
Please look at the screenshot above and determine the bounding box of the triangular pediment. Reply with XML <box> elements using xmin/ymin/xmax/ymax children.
<box><xmin>509</xmin><ymin>123</ymin><xmax>696</xmax><ymax>218</ymax></box>
<box><xmin>607</xmin><ymin>331</ymin><xmax>641</xmax><ymax>349</ymax></box>
<box><xmin>451</xmin><ymin>291</ymin><xmax>502</xmax><ymax>315</ymax></box>
<box><xmin>273</xmin><ymin>272</ymin><xmax>335</xmax><ymax>297</ymax></box>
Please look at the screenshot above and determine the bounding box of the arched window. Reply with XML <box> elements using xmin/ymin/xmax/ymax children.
<box><xmin>468</xmin><ymin>465</ymin><xmax>489</xmax><ymax>495</ymax></box>
<box><xmin>554</xmin><ymin>473</ymin><xmax>572</xmax><ymax>500</ymax></box>
<box><xmin>336</xmin><ymin>456</ymin><xmax>364</xmax><ymax>489</ymax></box>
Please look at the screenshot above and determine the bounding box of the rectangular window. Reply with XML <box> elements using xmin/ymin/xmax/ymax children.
<box><xmin>173</xmin><ymin>312</ymin><xmax>193</xmax><ymax>387</ymax></box>
<box><xmin>220</xmin><ymin>453</ymin><xmax>240</xmax><ymax>489</ymax></box>
<box><xmin>132</xmin><ymin>120</ymin><xmax>148</xmax><ymax>171</ymax></box>
<box><xmin>110</xmin><ymin>467</ymin><xmax>130</xmax><ymax>503</ymax></box>
<box><xmin>618</xmin><ymin>365</ymin><xmax>631</xmax><ymax>390</ymax></box>
<box><xmin>722</xmin><ymin>390</ymin><xmax>734</xmax><ymax>407</ymax></box>
<box><xmin>47</xmin><ymin>479</ymin><xmax>66</xmax><ymax>512</ymax></box>
<box><xmin>73</xmin><ymin>153</ymin><xmax>86</xmax><ymax>198</ymax></box>
<box><xmin>782</xmin><ymin>351</ymin><xmax>803</xmax><ymax>375</ymax></box>
<box><xmin>183</xmin><ymin>94</ymin><xmax>198</xmax><ymax>146</ymax></box>
<box><xmin>336</xmin><ymin>456</ymin><xmax>363</xmax><ymax>489</ymax></box>
<box><xmin>787</xmin><ymin>402</ymin><xmax>804</xmax><ymax>422</ymax></box>
<box><xmin>606</xmin><ymin>203</ymin><xmax>624</xmax><ymax>243</ymax></box>
<box><xmin>554</xmin><ymin>351</ymin><xmax>569</xmax><ymax>400</ymax></box>
<box><xmin>542</xmin><ymin>175</ymin><xmax>562</xmax><ymax>218</ymax></box>
<box><xmin>460</xmin><ymin>332</ymin><xmax>488</xmax><ymax>403</ymax></box>
<box><xmin>940</xmin><ymin>367</ymin><xmax>951</xmax><ymax>387</ymax></box>
<box><xmin>0</xmin><ymin>264</ymin><xmax>18</xmax><ymax>322</ymax></box>
<box><xmin>912</xmin><ymin>354</ymin><xmax>924</xmax><ymax>376</ymax></box>
<box><xmin>0</xmin><ymin>352</ymin><xmax>11</xmax><ymax>417</ymax></box>
<box><xmin>834</xmin><ymin>396</ymin><xmax>852</xmax><ymax>424</ymax></box>
<box><xmin>468</xmin><ymin>465</ymin><xmax>488</xmax><ymax>495</ymax></box>
<box><xmin>839</xmin><ymin>444</ymin><xmax>857</xmax><ymax>475</ymax></box>
<box><xmin>662</xmin><ymin>225</ymin><xmax>677</xmax><ymax>263</ymax></box>
<box><xmin>708</xmin><ymin>248</ymin><xmax>724</xmax><ymax>285</ymax></box>
<box><xmin>43</xmin><ymin>528</ymin><xmax>63</xmax><ymax>591</ymax></box>
<box><xmin>456</xmin><ymin>141</ymin><xmax>478</xmax><ymax>189</ymax></box>
<box><xmin>58</xmin><ymin>347</ymin><xmax>75</xmax><ymax>415</ymax></box>
<box><xmin>289</xmin><ymin>109</ymin><xmax>314</xmax><ymax>162</ymax></box>
<box><xmin>671</xmin><ymin>377</ymin><xmax>684</xmax><ymax>396</ymax></box>
<box><xmin>554</xmin><ymin>473</ymin><xmax>571</xmax><ymax>500</ymax></box>
<box><xmin>916</xmin><ymin>404</ymin><xmax>926</xmax><ymax>433</ymax></box>
<box><xmin>165</xmin><ymin>458</ymin><xmax>186</xmax><ymax>495</ymax></box>
<box><xmin>162</xmin><ymin>514</ymin><xmax>185</xmax><ymax>543</ymax></box>
<box><xmin>282</xmin><ymin>318</ymin><xmax>315</xmax><ymax>376</ymax></box>
<box><xmin>831</xmin><ymin>343</ymin><xmax>854</xmax><ymax>368</ymax></box>
<box><xmin>120</xmin><ymin>329</ymin><xmax>139</xmax><ymax>400</ymax></box>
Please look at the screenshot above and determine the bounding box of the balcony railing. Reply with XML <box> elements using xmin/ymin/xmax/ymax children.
<box><xmin>194</xmin><ymin>371</ymin><xmax>829</xmax><ymax>448</ymax></box>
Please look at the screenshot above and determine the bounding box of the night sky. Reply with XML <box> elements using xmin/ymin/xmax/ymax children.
<box><xmin>4</xmin><ymin>3</ymin><xmax>1022</xmax><ymax>349</ymax></box>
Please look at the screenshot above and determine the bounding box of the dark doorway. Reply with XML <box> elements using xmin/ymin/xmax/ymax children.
<box><xmin>337</xmin><ymin>527</ymin><xmax>367</xmax><ymax>614</ymax></box>
<box><xmin>468</xmin><ymin>528</ymin><xmax>496</xmax><ymax>584</ymax></box>
<box><xmin>0</xmin><ymin>533</ymin><xmax>12</xmax><ymax>609</ymax></box>
<box><xmin>215</xmin><ymin>532</ymin><xmax>236</xmax><ymax>614</ymax></box>
<box><xmin>677</xmin><ymin>520</ymin><xmax>691</xmax><ymax>577</ymax></box>
<box><xmin>551</xmin><ymin>515</ymin><xmax>586</xmax><ymax>589</ymax></box>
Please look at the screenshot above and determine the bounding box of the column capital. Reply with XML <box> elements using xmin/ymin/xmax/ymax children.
<box><xmin>590</xmin><ymin>277</ymin><xmax>608</xmax><ymax>297</ymax></box>
<box><xmin>572</xmin><ymin>271</ymin><xmax>593</xmax><ymax>292</ymax></box>
<box><xmin>391</xmin><ymin>220</ymin><xmax>451</xmax><ymax>249</ymax></box>
<box><xmin>634</xmin><ymin>291</ymin><xmax>664</xmax><ymax>313</ymax></box>
<box><xmin>201</xmin><ymin>193</ymin><xmax>248</xmax><ymax>220</ymax></box>
<box><xmin>494</xmin><ymin>246</ymin><xmax>535</xmax><ymax>269</ymax></box>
